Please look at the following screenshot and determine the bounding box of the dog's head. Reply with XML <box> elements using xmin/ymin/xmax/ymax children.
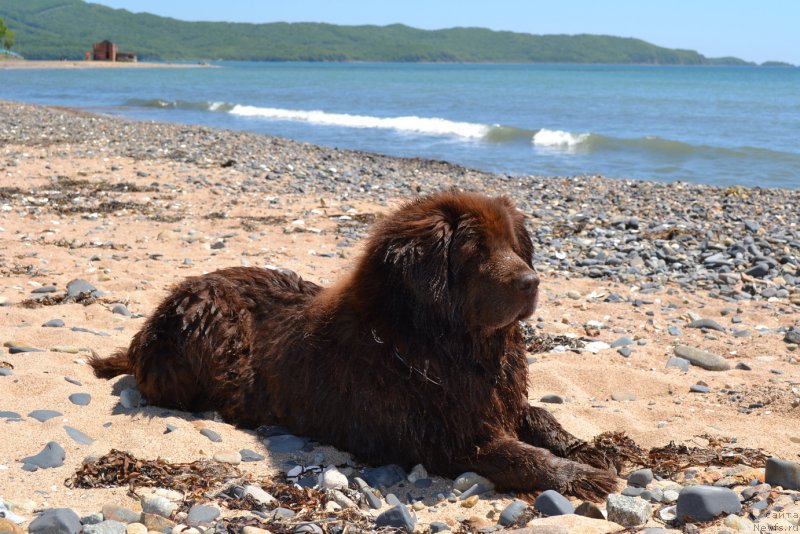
<box><xmin>363</xmin><ymin>190</ymin><xmax>539</xmax><ymax>332</ymax></box>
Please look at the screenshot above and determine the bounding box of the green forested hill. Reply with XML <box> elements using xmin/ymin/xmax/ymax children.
<box><xmin>0</xmin><ymin>0</ymin><xmax>755</xmax><ymax>64</ymax></box>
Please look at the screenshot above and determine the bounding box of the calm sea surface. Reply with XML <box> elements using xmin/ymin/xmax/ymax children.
<box><xmin>2</xmin><ymin>62</ymin><xmax>799</xmax><ymax>188</ymax></box>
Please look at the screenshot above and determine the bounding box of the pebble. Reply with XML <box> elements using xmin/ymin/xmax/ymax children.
<box><xmin>0</xmin><ymin>411</ymin><xmax>22</xmax><ymax>420</ymax></box>
<box><xmin>28</xmin><ymin>409</ymin><xmax>63</xmax><ymax>422</ymax></box>
<box><xmin>28</xmin><ymin>508</ymin><xmax>82</xmax><ymax>534</ymax></box>
<box><xmin>141</xmin><ymin>513</ymin><xmax>175</xmax><ymax>532</ymax></box>
<box><xmin>293</xmin><ymin>523</ymin><xmax>323</xmax><ymax>534</ymax></box>
<box><xmin>213</xmin><ymin>451</ymin><xmax>241</xmax><ymax>464</ymax></box>
<box><xmin>534</xmin><ymin>489</ymin><xmax>574</xmax><ymax>516</ymax></box>
<box><xmin>606</xmin><ymin>494</ymin><xmax>652</xmax><ymax>527</ymax></box>
<box><xmin>610</xmin><ymin>336</ymin><xmax>633</xmax><ymax>347</ymax></box>
<box><xmin>66</xmin><ymin>279</ymin><xmax>100</xmax><ymax>298</ymax></box>
<box><xmin>125</xmin><ymin>524</ymin><xmax>147</xmax><ymax>534</ymax></box>
<box><xmin>42</xmin><ymin>318</ymin><xmax>65</xmax><ymax>328</ymax></box>
<box><xmin>765</xmin><ymin>457</ymin><xmax>800</xmax><ymax>490</ymax></box>
<box><xmin>362</xmin><ymin>464</ymin><xmax>407</xmax><ymax>488</ymax></box>
<box><xmin>68</xmin><ymin>392</ymin><xmax>92</xmax><ymax>406</ymax></box>
<box><xmin>690</xmin><ymin>384</ymin><xmax>710</xmax><ymax>393</ymax></box>
<box><xmin>666</xmin><ymin>356</ymin><xmax>690</xmax><ymax>372</ymax></box>
<box><xmin>318</xmin><ymin>466</ymin><xmax>349</xmax><ymax>490</ymax></box>
<box><xmin>429</xmin><ymin>521</ymin><xmax>450</xmax><ymax>533</ymax></box>
<box><xmin>21</xmin><ymin>441</ymin><xmax>65</xmax><ymax>469</ymax></box>
<box><xmin>140</xmin><ymin>495</ymin><xmax>177</xmax><ymax>518</ymax></box>
<box><xmin>199</xmin><ymin>428</ymin><xmax>222</xmax><ymax>442</ymax></box>
<box><xmin>499</xmin><ymin>500</ymin><xmax>528</xmax><ymax>526</ymax></box>
<box><xmin>628</xmin><ymin>468</ymin><xmax>654</xmax><ymax>488</ymax></box>
<box><xmin>375</xmin><ymin>505</ymin><xmax>416</xmax><ymax>532</ymax></box>
<box><xmin>83</xmin><ymin>520</ymin><xmax>127</xmax><ymax>534</ymax></box>
<box><xmin>673</xmin><ymin>345</ymin><xmax>731</xmax><ymax>371</ymax></box>
<box><xmin>407</xmin><ymin>463</ymin><xmax>428</xmax><ymax>483</ymax></box>
<box><xmin>540</xmin><ymin>394</ymin><xmax>564</xmax><ymax>404</ymax></box>
<box><xmin>64</xmin><ymin>425</ymin><xmax>94</xmax><ymax>445</ymax></box>
<box><xmin>453</xmin><ymin>471</ymin><xmax>494</xmax><ymax>493</ymax></box>
<box><xmin>785</xmin><ymin>328</ymin><xmax>800</xmax><ymax>344</ymax></box>
<box><xmin>101</xmin><ymin>504</ymin><xmax>141</xmax><ymax>524</ymax></box>
<box><xmin>119</xmin><ymin>388</ymin><xmax>142</xmax><ymax>409</ymax></box>
<box><xmin>687</xmin><ymin>318</ymin><xmax>726</xmax><ymax>332</ymax></box>
<box><xmin>186</xmin><ymin>504</ymin><xmax>219</xmax><ymax>527</ymax></box>
<box><xmin>460</xmin><ymin>495</ymin><xmax>479</xmax><ymax>508</ymax></box>
<box><xmin>354</xmin><ymin>477</ymin><xmax>382</xmax><ymax>509</ymax></box>
<box><xmin>675</xmin><ymin>485</ymin><xmax>741</xmax><ymax>522</ymax></box>
<box><xmin>668</xmin><ymin>325</ymin><xmax>682</xmax><ymax>336</ymax></box>
<box><xmin>31</xmin><ymin>285</ymin><xmax>58</xmax><ymax>294</ymax></box>
<box><xmin>617</xmin><ymin>347</ymin><xmax>632</xmax><ymax>357</ymax></box>
<box><xmin>239</xmin><ymin>449</ymin><xmax>265</xmax><ymax>462</ymax></box>
<box><xmin>243</xmin><ymin>485</ymin><xmax>276</xmax><ymax>506</ymax></box>
<box><xmin>111</xmin><ymin>304</ymin><xmax>131</xmax><ymax>316</ymax></box>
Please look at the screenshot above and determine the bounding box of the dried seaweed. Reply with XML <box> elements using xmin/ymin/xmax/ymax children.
<box><xmin>520</xmin><ymin>323</ymin><xmax>585</xmax><ymax>354</ymax></box>
<box><xmin>19</xmin><ymin>291</ymin><xmax>107</xmax><ymax>308</ymax></box>
<box><xmin>66</xmin><ymin>449</ymin><xmax>242</xmax><ymax>503</ymax></box>
<box><xmin>646</xmin><ymin>435</ymin><xmax>770</xmax><ymax>477</ymax></box>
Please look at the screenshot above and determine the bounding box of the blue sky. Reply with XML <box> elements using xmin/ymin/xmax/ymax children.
<box><xmin>92</xmin><ymin>1</ymin><xmax>799</xmax><ymax>64</ymax></box>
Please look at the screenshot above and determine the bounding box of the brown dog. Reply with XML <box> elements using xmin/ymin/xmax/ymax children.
<box><xmin>90</xmin><ymin>190</ymin><xmax>617</xmax><ymax>500</ymax></box>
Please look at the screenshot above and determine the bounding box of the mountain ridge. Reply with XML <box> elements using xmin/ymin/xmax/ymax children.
<box><xmin>0</xmin><ymin>0</ymin><xmax>776</xmax><ymax>65</ymax></box>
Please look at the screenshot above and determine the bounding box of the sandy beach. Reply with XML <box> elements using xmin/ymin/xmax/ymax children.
<box><xmin>1</xmin><ymin>99</ymin><xmax>799</xmax><ymax>533</ymax></box>
<box><xmin>0</xmin><ymin>60</ymin><xmax>214</xmax><ymax>70</ymax></box>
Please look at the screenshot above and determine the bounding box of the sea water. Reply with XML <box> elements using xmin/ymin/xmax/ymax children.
<box><xmin>1</xmin><ymin>62</ymin><xmax>798</xmax><ymax>188</ymax></box>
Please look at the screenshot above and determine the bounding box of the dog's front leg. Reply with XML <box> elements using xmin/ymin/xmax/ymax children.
<box><xmin>516</xmin><ymin>405</ymin><xmax>616</xmax><ymax>472</ymax></box>
<box><xmin>467</xmin><ymin>436</ymin><xmax>618</xmax><ymax>501</ymax></box>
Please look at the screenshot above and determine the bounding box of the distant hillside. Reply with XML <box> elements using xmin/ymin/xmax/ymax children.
<box><xmin>1</xmin><ymin>0</ymin><xmax>757</xmax><ymax>65</ymax></box>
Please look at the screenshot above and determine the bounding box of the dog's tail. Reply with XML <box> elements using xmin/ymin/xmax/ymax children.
<box><xmin>88</xmin><ymin>349</ymin><xmax>132</xmax><ymax>379</ymax></box>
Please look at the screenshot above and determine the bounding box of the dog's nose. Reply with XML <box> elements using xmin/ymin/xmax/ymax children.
<box><xmin>514</xmin><ymin>272</ymin><xmax>539</xmax><ymax>295</ymax></box>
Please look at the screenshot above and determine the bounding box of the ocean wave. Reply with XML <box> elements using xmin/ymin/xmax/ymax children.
<box><xmin>532</xmin><ymin>128</ymin><xmax>591</xmax><ymax>148</ymax></box>
<box><xmin>229</xmin><ymin>104</ymin><xmax>490</xmax><ymax>139</ymax></box>
<box><xmin>122</xmin><ymin>98</ymin><xmax>800</xmax><ymax>165</ymax></box>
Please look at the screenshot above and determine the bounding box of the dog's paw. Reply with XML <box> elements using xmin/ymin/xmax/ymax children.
<box><xmin>567</xmin><ymin>464</ymin><xmax>620</xmax><ymax>502</ymax></box>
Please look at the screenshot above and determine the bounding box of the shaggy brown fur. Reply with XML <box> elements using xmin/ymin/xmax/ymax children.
<box><xmin>90</xmin><ymin>191</ymin><xmax>618</xmax><ymax>500</ymax></box>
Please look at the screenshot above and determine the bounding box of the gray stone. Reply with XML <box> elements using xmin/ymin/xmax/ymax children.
<box><xmin>785</xmin><ymin>328</ymin><xmax>800</xmax><ymax>345</ymax></box>
<box><xmin>80</xmin><ymin>513</ymin><xmax>104</xmax><ymax>526</ymax></box>
<box><xmin>429</xmin><ymin>521</ymin><xmax>450</xmax><ymax>533</ymax></box>
<box><xmin>666</xmin><ymin>356</ymin><xmax>690</xmax><ymax>372</ymax></box>
<box><xmin>111</xmin><ymin>304</ymin><xmax>131</xmax><ymax>317</ymax></box>
<box><xmin>375</xmin><ymin>505</ymin><xmax>416</xmax><ymax>532</ymax></box>
<box><xmin>354</xmin><ymin>477</ymin><xmax>382</xmax><ymax>509</ymax></box>
<box><xmin>0</xmin><ymin>368</ymin><xmax>11</xmax><ymax>377</ymax></box>
<box><xmin>140</xmin><ymin>494</ymin><xmax>177</xmax><ymax>518</ymax></box>
<box><xmin>186</xmin><ymin>504</ymin><xmax>220</xmax><ymax>527</ymax></box>
<box><xmin>199</xmin><ymin>428</ymin><xmax>222</xmax><ymax>442</ymax></box>
<box><xmin>66</xmin><ymin>279</ymin><xmax>99</xmax><ymax>298</ymax></box>
<box><xmin>119</xmin><ymin>388</ymin><xmax>142</xmax><ymax>409</ymax></box>
<box><xmin>101</xmin><ymin>504</ymin><xmax>141</xmax><ymax>524</ymax></box>
<box><xmin>499</xmin><ymin>500</ymin><xmax>528</xmax><ymax>526</ymax></box>
<box><xmin>606</xmin><ymin>494</ymin><xmax>652</xmax><ymax>527</ymax></box>
<box><xmin>675</xmin><ymin>485</ymin><xmax>741</xmax><ymax>523</ymax></box>
<box><xmin>668</xmin><ymin>325</ymin><xmax>682</xmax><ymax>336</ymax></box>
<box><xmin>687</xmin><ymin>319</ymin><xmax>726</xmax><ymax>332</ymax></box>
<box><xmin>29</xmin><ymin>410</ymin><xmax>62</xmax><ymax>422</ymax></box>
<box><xmin>239</xmin><ymin>449</ymin><xmax>265</xmax><ymax>462</ymax></box>
<box><xmin>362</xmin><ymin>464</ymin><xmax>406</xmax><ymax>488</ymax></box>
<box><xmin>42</xmin><ymin>319</ymin><xmax>65</xmax><ymax>328</ymax></box>
<box><xmin>293</xmin><ymin>523</ymin><xmax>323</xmax><ymax>534</ymax></box>
<box><xmin>617</xmin><ymin>347</ymin><xmax>632</xmax><ymax>357</ymax></box>
<box><xmin>0</xmin><ymin>410</ymin><xmax>21</xmax><ymax>419</ymax></box>
<box><xmin>540</xmin><ymin>394</ymin><xmax>564</xmax><ymax>404</ymax></box>
<box><xmin>622</xmin><ymin>486</ymin><xmax>644</xmax><ymax>497</ymax></box>
<box><xmin>263</xmin><ymin>433</ymin><xmax>307</xmax><ymax>453</ymax></box>
<box><xmin>453</xmin><ymin>471</ymin><xmax>495</xmax><ymax>492</ymax></box>
<box><xmin>534</xmin><ymin>489</ymin><xmax>574</xmax><ymax>516</ymax></box>
<box><xmin>243</xmin><ymin>485</ymin><xmax>275</xmax><ymax>506</ymax></box>
<box><xmin>21</xmin><ymin>441</ymin><xmax>65</xmax><ymax>469</ymax></box>
<box><xmin>673</xmin><ymin>345</ymin><xmax>731</xmax><ymax>371</ymax></box>
<box><xmin>765</xmin><ymin>457</ymin><xmax>800</xmax><ymax>490</ymax></box>
<box><xmin>610</xmin><ymin>336</ymin><xmax>634</xmax><ymax>348</ymax></box>
<box><xmin>628</xmin><ymin>469</ymin><xmax>653</xmax><ymax>489</ymax></box>
<box><xmin>690</xmin><ymin>384</ymin><xmax>710</xmax><ymax>393</ymax></box>
<box><xmin>28</xmin><ymin>508</ymin><xmax>82</xmax><ymax>534</ymax></box>
<box><xmin>64</xmin><ymin>426</ymin><xmax>93</xmax><ymax>445</ymax></box>
<box><xmin>32</xmin><ymin>285</ymin><xmax>58</xmax><ymax>294</ymax></box>
<box><xmin>68</xmin><ymin>393</ymin><xmax>92</xmax><ymax>406</ymax></box>
<box><xmin>82</xmin><ymin>520</ymin><xmax>127</xmax><ymax>534</ymax></box>
<box><xmin>745</xmin><ymin>263</ymin><xmax>770</xmax><ymax>278</ymax></box>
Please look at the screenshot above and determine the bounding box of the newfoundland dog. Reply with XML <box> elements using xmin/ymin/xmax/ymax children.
<box><xmin>90</xmin><ymin>190</ymin><xmax>617</xmax><ymax>500</ymax></box>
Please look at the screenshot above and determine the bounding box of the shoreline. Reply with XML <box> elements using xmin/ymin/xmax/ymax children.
<box><xmin>0</xmin><ymin>59</ymin><xmax>216</xmax><ymax>69</ymax></box>
<box><xmin>0</xmin><ymin>99</ymin><xmax>799</xmax><ymax>532</ymax></box>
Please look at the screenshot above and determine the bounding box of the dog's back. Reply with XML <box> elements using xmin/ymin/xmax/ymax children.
<box><xmin>89</xmin><ymin>266</ymin><xmax>321</xmax><ymax>425</ymax></box>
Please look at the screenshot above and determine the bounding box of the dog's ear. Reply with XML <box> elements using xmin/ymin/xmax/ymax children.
<box><xmin>379</xmin><ymin>209</ymin><xmax>454</xmax><ymax>303</ymax></box>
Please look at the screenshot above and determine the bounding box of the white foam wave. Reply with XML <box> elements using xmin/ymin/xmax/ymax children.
<box><xmin>532</xmin><ymin>128</ymin><xmax>590</xmax><ymax>148</ymax></box>
<box><xmin>229</xmin><ymin>105</ymin><xmax>490</xmax><ymax>139</ymax></box>
<box><xmin>208</xmin><ymin>101</ymin><xmax>227</xmax><ymax>111</ymax></box>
